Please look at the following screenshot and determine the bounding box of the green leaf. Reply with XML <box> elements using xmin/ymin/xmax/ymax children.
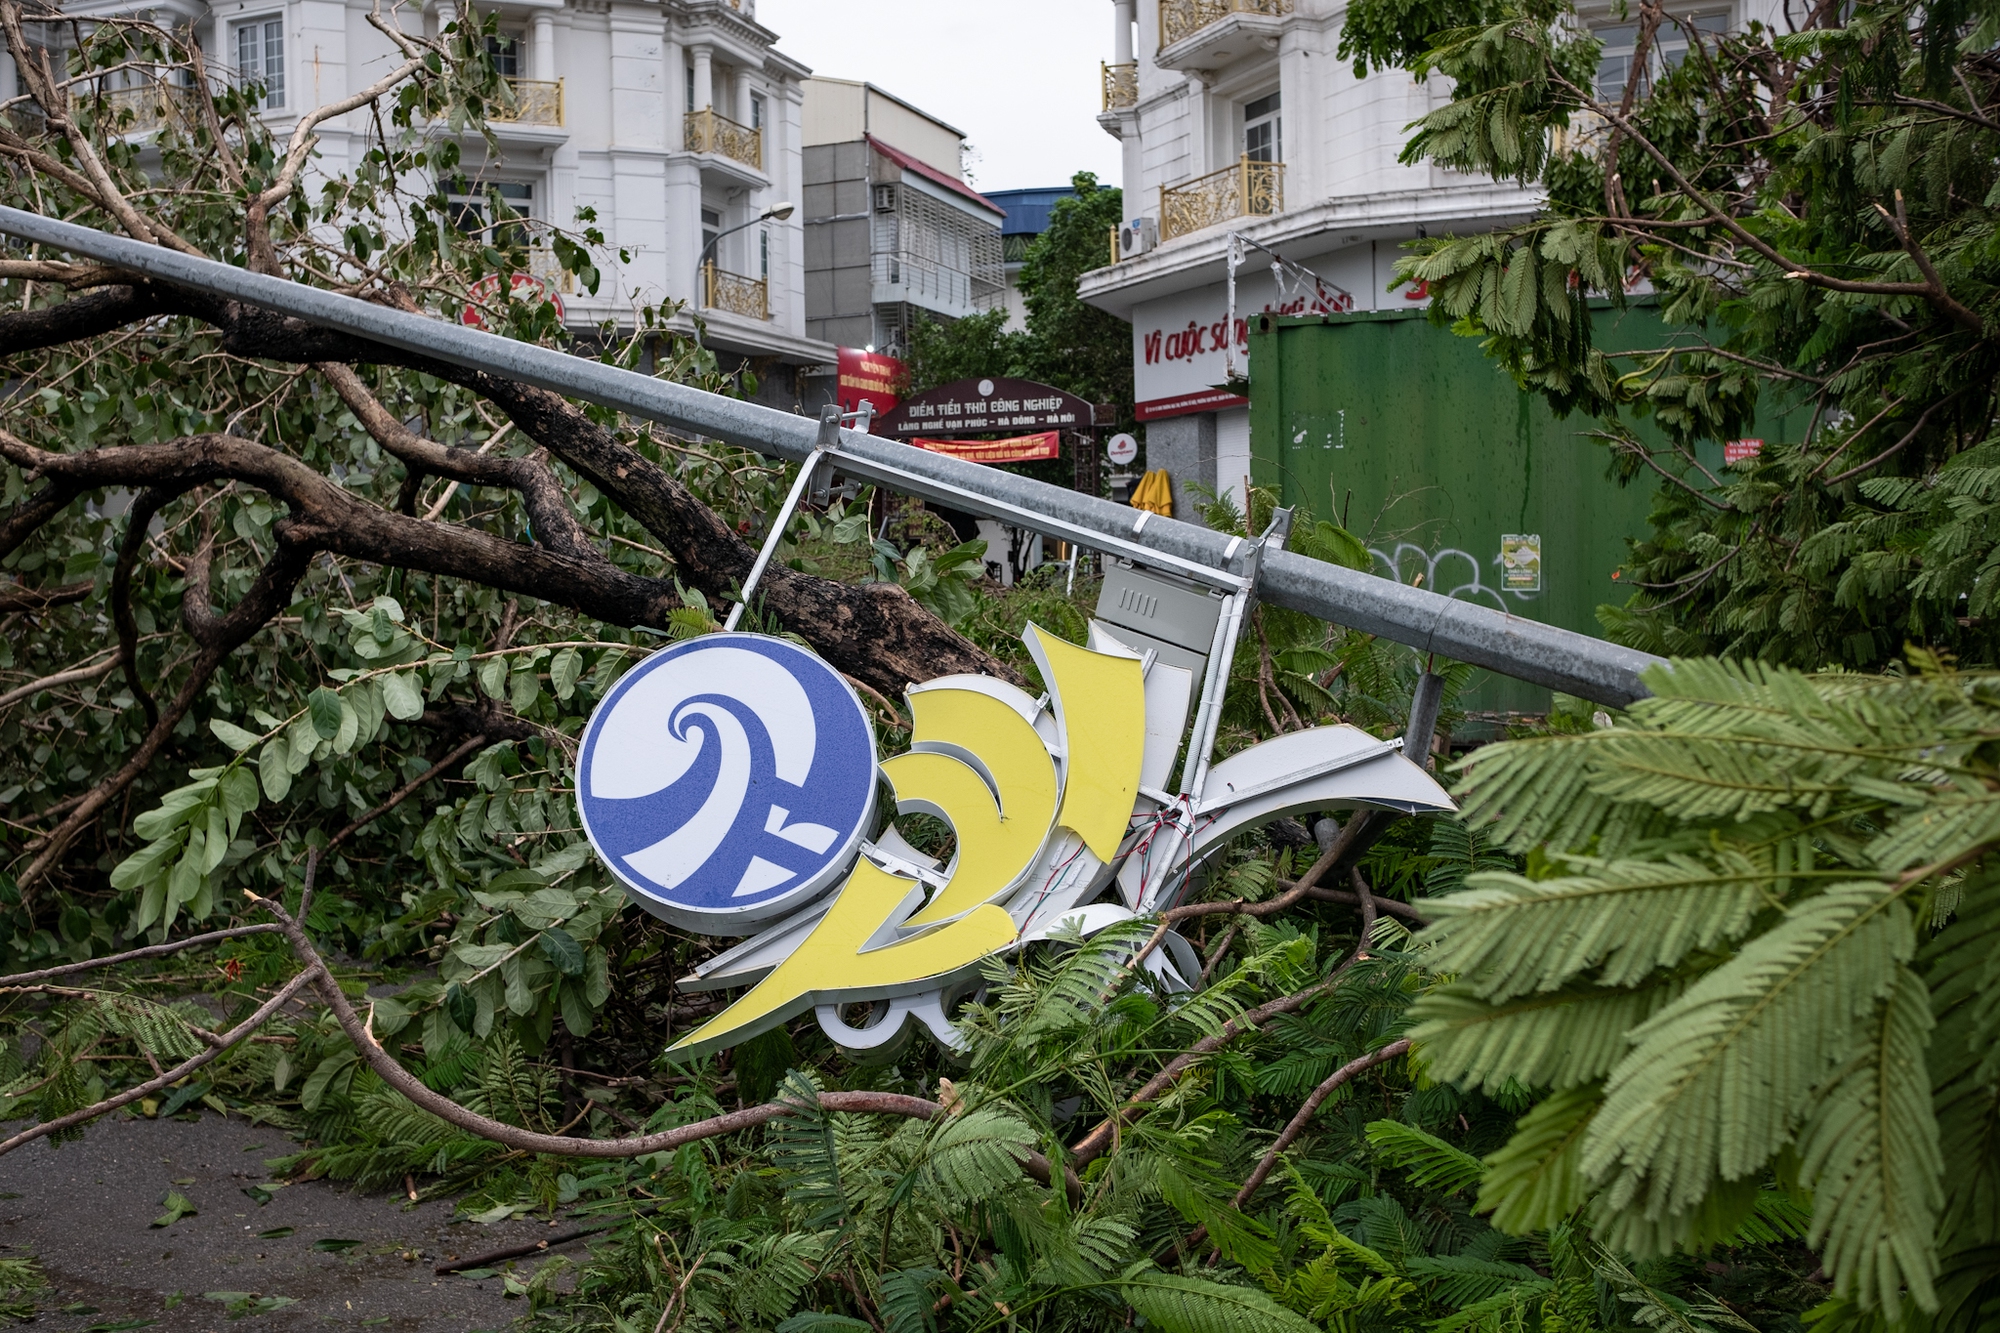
<box><xmin>444</xmin><ymin>982</ymin><xmax>477</xmax><ymax>1033</ymax></box>
<box><xmin>218</xmin><ymin>767</ymin><xmax>260</xmax><ymax>835</ymax></box>
<box><xmin>381</xmin><ymin>671</ymin><xmax>425</xmax><ymax>722</ymax></box>
<box><xmin>1585</xmin><ymin>883</ymin><xmax>1913</xmax><ymax>1228</ymax></box>
<box><xmin>110</xmin><ymin>838</ymin><xmax>178</xmax><ymax>892</ymax></box>
<box><xmin>307</xmin><ymin>687</ymin><xmax>344</xmax><ymax>740</ymax></box>
<box><xmin>257</xmin><ymin>736</ymin><xmax>292</xmax><ymax>802</ymax></box>
<box><xmin>1797</xmin><ymin>966</ymin><xmax>1943</xmax><ymax>1317</ymax></box>
<box><xmin>151</xmin><ymin>1191</ymin><xmax>198</xmax><ymax>1227</ymax></box>
<box><xmin>509</xmin><ymin>663</ymin><xmax>540</xmax><ymax>714</ymax></box>
<box><xmin>537</xmin><ymin>926</ymin><xmax>586</xmax><ymax>976</ymax></box>
<box><xmin>1120</xmin><ymin>1271</ymin><xmax>1321</xmax><ymax>1333</ymax></box>
<box><xmin>1478</xmin><ymin>1084</ymin><xmax>1602</xmax><ymax>1235</ymax></box>
<box><xmin>1366</xmin><ymin>1120</ymin><xmax>1485</xmax><ymax>1193</ymax></box>
<box><xmin>478</xmin><ymin>656</ymin><xmax>507</xmax><ymax>700</ymax></box>
<box><xmin>208</xmin><ymin>718</ymin><xmax>262</xmax><ymax>752</ymax></box>
<box><xmin>299</xmin><ymin>1048</ymin><xmax>359</xmax><ymax>1113</ymax></box>
<box><xmin>550</xmin><ymin>647</ymin><xmax>581</xmax><ymax>700</ymax></box>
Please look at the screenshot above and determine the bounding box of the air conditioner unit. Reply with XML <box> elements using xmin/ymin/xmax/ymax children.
<box><xmin>1119</xmin><ymin>218</ymin><xmax>1159</xmax><ymax>259</ymax></box>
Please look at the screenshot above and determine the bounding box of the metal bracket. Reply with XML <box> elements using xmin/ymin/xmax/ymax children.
<box><xmin>724</xmin><ymin>404</ymin><xmax>851</xmax><ymax>632</ymax></box>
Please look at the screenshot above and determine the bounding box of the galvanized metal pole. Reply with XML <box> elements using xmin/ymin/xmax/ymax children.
<box><xmin>0</xmin><ymin>206</ymin><xmax>1666</xmax><ymax>707</ymax></box>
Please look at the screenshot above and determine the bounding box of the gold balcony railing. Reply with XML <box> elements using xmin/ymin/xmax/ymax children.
<box><xmin>1159</xmin><ymin>156</ymin><xmax>1284</xmax><ymax>241</ymax></box>
<box><xmin>702</xmin><ymin>262</ymin><xmax>769</xmax><ymax>320</ymax></box>
<box><xmin>1101</xmin><ymin>61</ymin><xmax>1137</xmax><ymax>110</ymax></box>
<box><xmin>526</xmin><ymin>247</ymin><xmax>577</xmax><ymax>294</ymax></box>
<box><xmin>97</xmin><ymin>84</ymin><xmax>197</xmax><ymax>136</ymax></box>
<box><xmin>685</xmin><ymin>107</ymin><xmax>762</xmax><ymax>170</ymax></box>
<box><xmin>492</xmin><ymin>77</ymin><xmax>563</xmax><ymax>127</ymax></box>
<box><xmin>1159</xmin><ymin>0</ymin><xmax>1292</xmax><ymax>48</ymax></box>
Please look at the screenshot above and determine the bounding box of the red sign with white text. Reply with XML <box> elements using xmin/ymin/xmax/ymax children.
<box><xmin>837</xmin><ymin>348</ymin><xmax>904</xmax><ymax>431</ymax></box>
<box><xmin>1725</xmin><ymin>438</ymin><xmax>1764</xmax><ymax>464</ymax></box>
<box><xmin>909</xmin><ymin>432</ymin><xmax>1061</xmax><ymax>464</ymax></box>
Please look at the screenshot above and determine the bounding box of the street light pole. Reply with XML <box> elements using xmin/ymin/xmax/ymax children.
<box><xmin>694</xmin><ymin>200</ymin><xmax>794</xmax><ymax>328</ymax></box>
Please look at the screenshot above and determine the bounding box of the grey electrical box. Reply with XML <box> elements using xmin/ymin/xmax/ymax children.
<box><xmin>1096</xmin><ymin>559</ymin><xmax>1226</xmax><ymax>655</ymax></box>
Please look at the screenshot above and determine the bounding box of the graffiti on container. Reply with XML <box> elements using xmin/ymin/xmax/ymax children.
<box><xmin>1369</xmin><ymin>543</ymin><xmax>1540</xmax><ymax>612</ymax></box>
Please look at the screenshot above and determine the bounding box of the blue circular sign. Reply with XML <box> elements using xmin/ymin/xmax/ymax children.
<box><xmin>576</xmin><ymin>634</ymin><xmax>878</xmax><ymax>933</ymax></box>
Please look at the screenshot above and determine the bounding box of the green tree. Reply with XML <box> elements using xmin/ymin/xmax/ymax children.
<box><xmin>1417</xmin><ymin>657</ymin><xmax>2000</xmax><ymax>1328</ymax></box>
<box><xmin>1340</xmin><ymin>0</ymin><xmax>2000</xmax><ymax>671</ymax></box>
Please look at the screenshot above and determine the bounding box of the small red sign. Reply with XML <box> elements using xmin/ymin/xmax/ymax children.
<box><xmin>909</xmin><ymin>432</ymin><xmax>1061</xmax><ymax>464</ymax></box>
<box><xmin>459</xmin><ymin>272</ymin><xmax>564</xmax><ymax>329</ymax></box>
<box><xmin>1725</xmin><ymin>438</ymin><xmax>1764</xmax><ymax>464</ymax></box>
<box><xmin>837</xmin><ymin>348</ymin><xmax>904</xmax><ymax>432</ymax></box>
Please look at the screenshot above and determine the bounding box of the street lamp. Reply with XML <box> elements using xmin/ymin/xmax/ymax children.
<box><xmin>697</xmin><ymin>200</ymin><xmax>795</xmax><ymax>306</ymax></box>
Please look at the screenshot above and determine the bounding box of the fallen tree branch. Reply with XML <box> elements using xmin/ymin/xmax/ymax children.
<box><xmin>252</xmin><ymin>878</ymin><xmax>1082</xmax><ymax>1199</ymax></box>
<box><xmin>0</xmin><ymin>966</ymin><xmax>320</xmax><ymax>1157</ymax></box>
<box><xmin>0</xmin><ymin>579</ymin><xmax>91</xmax><ymax>615</ymax></box>
<box><xmin>0</xmin><ymin>924</ymin><xmax>285</xmax><ymax>987</ymax></box>
<box><xmin>1175</xmin><ymin>1039</ymin><xmax>1414</xmax><ymax>1259</ymax></box>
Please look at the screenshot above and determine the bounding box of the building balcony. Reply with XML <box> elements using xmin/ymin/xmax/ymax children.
<box><xmin>684</xmin><ymin>108</ymin><xmax>762</xmax><ymax>171</ymax></box>
<box><xmin>97</xmin><ymin>83</ymin><xmax>198</xmax><ymax>136</ymax></box>
<box><xmin>1159</xmin><ymin>156</ymin><xmax>1284</xmax><ymax>242</ymax></box>
<box><xmin>1157</xmin><ymin>0</ymin><xmax>1292</xmax><ymax>68</ymax></box>
<box><xmin>492</xmin><ymin>77</ymin><xmax>562</xmax><ymax>127</ymax></box>
<box><xmin>703</xmin><ymin>263</ymin><xmax>769</xmax><ymax>320</ymax></box>
<box><xmin>1101</xmin><ymin>62</ymin><xmax>1137</xmax><ymax>111</ymax></box>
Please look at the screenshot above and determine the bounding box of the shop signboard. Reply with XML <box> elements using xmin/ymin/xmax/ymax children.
<box><xmin>877</xmin><ymin>377</ymin><xmax>1095</xmax><ymax>438</ymax></box>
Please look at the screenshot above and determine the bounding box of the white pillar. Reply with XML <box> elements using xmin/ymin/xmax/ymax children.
<box><xmin>691</xmin><ymin>44</ymin><xmax>712</xmax><ymax>111</ymax></box>
<box><xmin>530</xmin><ymin>11</ymin><xmax>555</xmax><ymax>82</ymax></box>
<box><xmin>736</xmin><ymin>68</ymin><xmax>754</xmax><ymax>128</ymax></box>
<box><xmin>435</xmin><ymin>0</ymin><xmax>456</xmax><ymax>36</ymax></box>
<box><xmin>1113</xmin><ymin>0</ymin><xmax>1135</xmax><ymax>63</ymax></box>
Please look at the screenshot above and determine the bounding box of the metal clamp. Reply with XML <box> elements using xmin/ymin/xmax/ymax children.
<box><xmin>723</xmin><ymin>403</ymin><xmax>849</xmax><ymax>632</ymax></box>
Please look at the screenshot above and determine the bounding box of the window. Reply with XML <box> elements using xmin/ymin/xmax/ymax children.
<box><xmin>1244</xmin><ymin>90</ymin><xmax>1281</xmax><ymax>163</ymax></box>
<box><xmin>686</xmin><ymin>64</ymin><xmax>695</xmax><ymax>113</ymax></box>
<box><xmin>487</xmin><ymin>34</ymin><xmax>520</xmax><ymax>80</ymax></box>
<box><xmin>447</xmin><ymin>180</ymin><xmax>534</xmax><ymax>246</ymax></box>
<box><xmin>702</xmin><ymin>207</ymin><xmax>721</xmax><ymax>262</ymax></box>
<box><xmin>750</xmin><ymin>93</ymin><xmax>765</xmax><ymax>131</ymax></box>
<box><xmin>873</xmin><ymin>184</ymin><xmax>897</xmax><ymax>213</ymax></box>
<box><xmin>234</xmin><ymin>16</ymin><xmax>284</xmax><ymax>111</ymax></box>
<box><xmin>1594</xmin><ymin>12</ymin><xmax>1728</xmax><ymax>100</ymax></box>
<box><xmin>760</xmin><ymin>228</ymin><xmax>769</xmax><ymax>278</ymax></box>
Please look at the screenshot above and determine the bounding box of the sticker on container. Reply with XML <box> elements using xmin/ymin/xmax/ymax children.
<box><xmin>1500</xmin><ymin>534</ymin><xmax>1543</xmax><ymax>593</ymax></box>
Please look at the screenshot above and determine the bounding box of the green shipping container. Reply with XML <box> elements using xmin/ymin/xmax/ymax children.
<box><xmin>1247</xmin><ymin>305</ymin><xmax>1803</xmax><ymax>718</ymax></box>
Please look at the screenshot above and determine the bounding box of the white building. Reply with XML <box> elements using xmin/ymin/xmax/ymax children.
<box><xmin>11</xmin><ymin>0</ymin><xmax>836</xmax><ymax>408</ymax></box>
<box><xmin>1082</xmin><ymin>0</ymin><xmax>1773</xmax><ymax>518</ymax></box>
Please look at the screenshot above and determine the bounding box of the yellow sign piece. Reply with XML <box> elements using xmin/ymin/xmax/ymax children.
<box><xmin>893</xmin><ymin>685</ymin><xmax>1058</xmax><ymax>928</ymax></box>
<box><xmin>669</xmin><ymin>860</ymin><xmax>1017</xmax><ymax>1058</ymax></box>
<box><xmin>1027</xmin><ymin>625</ymin><xmax>1146</xmax><ymax>860</ymax></box>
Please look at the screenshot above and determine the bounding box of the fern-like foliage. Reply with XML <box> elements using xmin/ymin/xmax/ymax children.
<box><xmin>1418</xmin><ymin>657</ymin><xmax>2000</xmax><ymax>1319</ymax></box>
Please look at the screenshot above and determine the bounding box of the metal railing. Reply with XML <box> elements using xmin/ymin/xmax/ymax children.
<box><xmin>1101</xmin><ymin>62</ymin><xmax>1137</xmax><ymax>110</ymax></box>
<box><xmin>1159</xmin><ymin>156</ymin><xmax>1284</xmax><ymax>241</ymax></box>
<box><xmin>702</xmin><ymin>262</ymin><xmax>768</xmax><ymax>320</ymax></box>
<box><xmin>492</xmin><ymin>77</ymin><xmax>562</xmax><ymax>127</ymax></box>
<box><xmin>684</xmin><ymin>108</ymin><xmax>762</xmax><ymax>170</ymax></box>
<box><xmin>97</xmin><ymin>84</ymin><xmax>197</xmax><ymax>136</ymax></box>
<box><xmin>1160</xmin><ymin>0</ymin><xmax>1292</xmax><ymax>48</ymax></box>
<box><xmin>526</xmin><ymin>248</ymin><xmax>577</xmax><ymax>294</ymax></box>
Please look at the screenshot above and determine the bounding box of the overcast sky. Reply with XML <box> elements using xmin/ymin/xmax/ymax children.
<box><xmin>760</xmin><ymin>0</ymin><xmax>1124</xmax><ymax>194</ymax></box>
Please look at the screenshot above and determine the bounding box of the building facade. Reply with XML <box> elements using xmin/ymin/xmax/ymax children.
<box><xmin>801</xmin><ymin>78</ymin><xmax>1004</xmax><ymax>360</ymax></box>
<box><xmin>11</xmin><ymin>0</ymin><xmax>835</xmax><ymax>408</ymax></box>
<box><xmin>1082</xmin><ymin>0</ymin><xmax>1780</xmax><ymax>519</ymax></box>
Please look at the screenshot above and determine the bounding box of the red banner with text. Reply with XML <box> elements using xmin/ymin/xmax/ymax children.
<box><xmin>910</xmin><ymin>432</ymin><xmax>1062</xmax><ymax>464</ymax></box>
<box><xmin>836</xmin><ymin>348</ymin><xmax>904</xmax><ymax>431</ymax></box>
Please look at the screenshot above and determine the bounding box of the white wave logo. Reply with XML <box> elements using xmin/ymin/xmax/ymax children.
<box><xmin>578</xmin><ymin>638</ymin><xmax>878</xmax><ymax>932</ymax></box>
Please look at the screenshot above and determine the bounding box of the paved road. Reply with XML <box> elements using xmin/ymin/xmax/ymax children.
<box><xmin>0</xmin><ymin>1112</ymin><xmax>582</xmax><ymax>1331</ymax></box>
